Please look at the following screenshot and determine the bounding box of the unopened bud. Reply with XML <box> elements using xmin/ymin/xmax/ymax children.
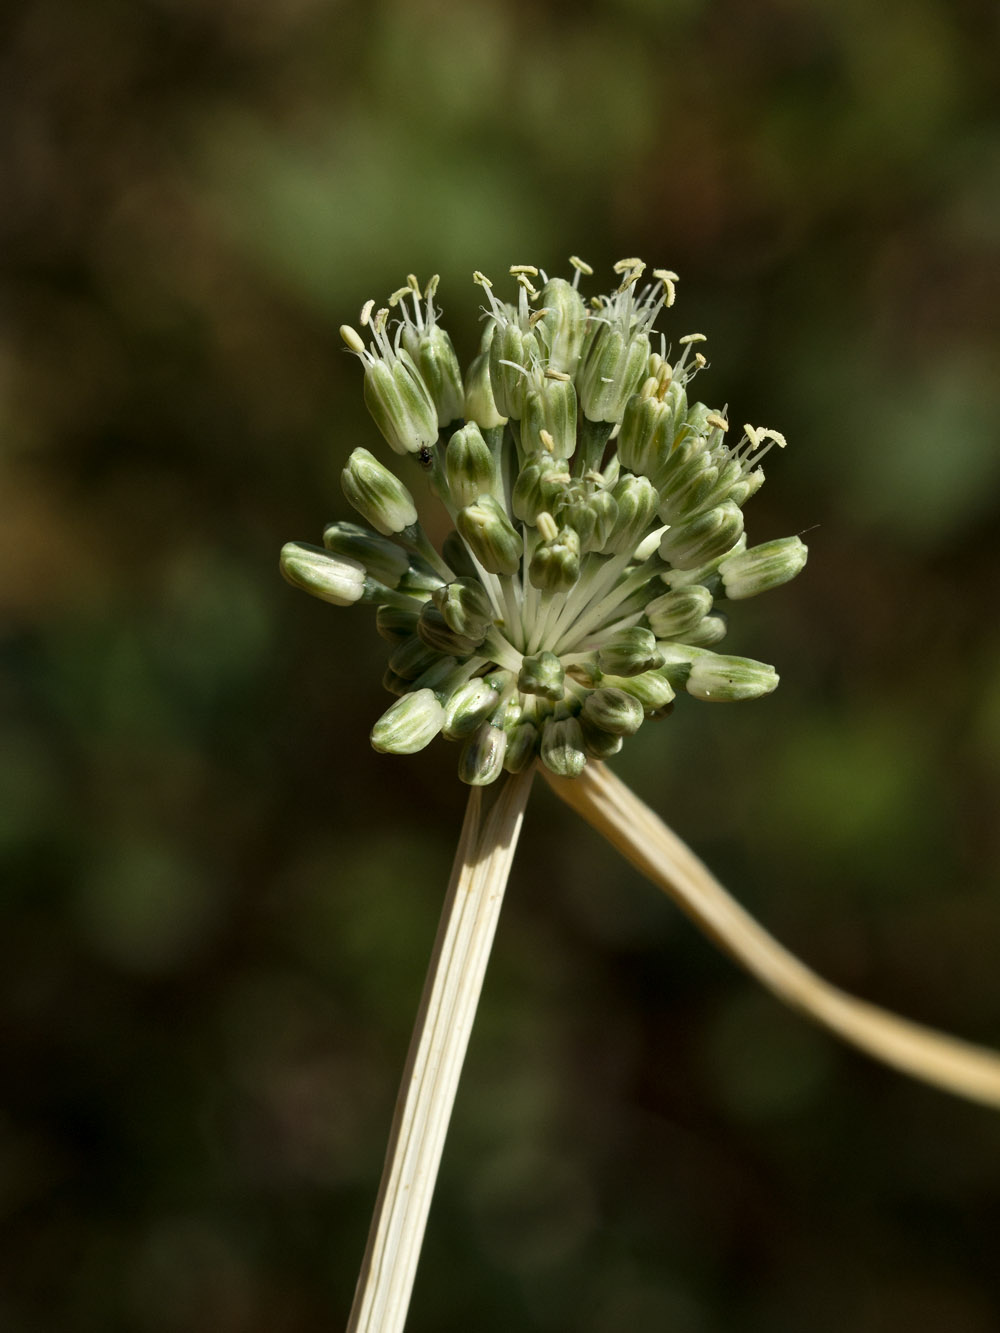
<box><xmin>457</xmin><ymin>722</ymin><xmax>507</xmax><ymax>786</ymax></box>
<box><xmin>446</xmin><ymin>422</ymin><xmax>497</xmax><ymax>508</ymax></box>
<box><xmin>341</xmin><ymin>448</ymin><xmax>418</xmax><ymax>536</ymax></box>
<box><xmin>457</xmin><ymin>495</ymin><xmax>523</xmax><ymax>576</ymax></box>
<box><xmin>464</xmin><ymin>346</ymin><xmax>507</xmax><ymax>430</ymax></box>
<box><xmin>279</xmin><ymin>542</ymin><xmax>365</xmax><ymax>606</ymax></box>
<box><xmin>718</xmin><ymin>536</ymin><xmax>808</xmax><ymax>600</ymax></box>
<box><xmin>582</xmin><ymin>686</ymin><xmax>645</xmax><ymax>736</ymax></box>
<box><xmin>685</xmin><ymin>653</ymin><xmax>778</xmax><ymax>702</ymax></box>
<box><xmin>577</xmin><ymin>326</ymin><xmax>650</xmax><ymax>424</ymax></box>
<box><xmin>645</xmin><ymin>585</ymin><xmax>714</xmax><ymax>639</ymax></box>
<box><xmin>518</xmin><ymin>651</ymin><xmax>565</xmax><ymax>701</ymax></box>
<box><xmin>540</xmin><ymin>715</ymin><xmax>587</xmax><ymax>778</ymax></box>
<box><xmin>659</xmin><ymin>501</ymin><xmax>744</xmax><ymax>571</ymax></box>
<box><xmin>442</xmin><ymin>676</ymin><xmax>503</xmax><ymax>740</ymax></box>
<box><xmin>488</xmin><ymin>322</ymin><xmax>539</xmax><ymax>420</ymax></box>
<box><xmin>322</xmin><ymin>520</ymin><xmax>409</xmax><ymax>588</ymax></box>
<box><xmin>603</xmin><ymin>669</ymin><xmax>676</xmax><ymax>713</ymax></box>
<box><xmin>604</xmin><ymin>474</ymin><xmax>659</xmax><ymax>555</ymax></box>
<box><xmin>597</xmin><ymin>627</ymin><xmax>664</xmax><ymax>678</ymax></box>
<box><xmin>528</xmin><ymin>523</ymin><xmax>580</xmax><ymax>592</ymax></box>
<box><xmin>375</xmin><ymin>604</ymin><xmax>420</xmax><ymax>644</ymax></box>
<box><xmin>504</xmin><ymin>719</ymin><xmax>540</xmax><ymax>773</ymax></box>
<box><xmin>521</xmin><ymin>376</ymin><xmax>578</xmax><ymax>460</ymax></box>
<box><xmin>535</xmin><ymin>277</ymin><xmax>588</xmax><ymax>374</ymax></box>
<box><xmin>431</xmin><ymin>577</ymin><xmax>494</xmax><ymax>640</ymax></box>
<box><xmin>371</xmin><ymin>688</ymin><xmax>445</xmax><ymax>754</ymax></box>
<box><xmin>410</xmin><ymin>325</ymin><xmax>465</xmax><ymax>427</ymax></box>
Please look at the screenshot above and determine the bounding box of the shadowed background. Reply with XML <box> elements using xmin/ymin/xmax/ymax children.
<box><xmin>3</xmin><ymin>0</ymin><xmax>1000</xmax><ymax>1329</ymax></box>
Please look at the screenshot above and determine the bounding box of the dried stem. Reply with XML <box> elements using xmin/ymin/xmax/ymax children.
<box><xmin>346</xmin><ymin>766</ymin><xmax>535</xmax><ymax>1333</ymax></box>
<box><xmin>544</xmin><ymin>761</ymin><xmax>1000</xmax><ymax>1109</ymax></box>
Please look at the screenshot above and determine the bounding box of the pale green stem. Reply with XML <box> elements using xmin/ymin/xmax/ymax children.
<box><xmin>346</xmin><ymin>767</ymin><xmax>536</xmax><ymax>1333</ymax></box>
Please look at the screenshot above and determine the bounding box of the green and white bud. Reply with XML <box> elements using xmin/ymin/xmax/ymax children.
<box><xmin>376</xmin><ymin>603</ymin><xmax>420</xmax><ymax>643</ymax></box>
<box><xmin>659</xmin><ymin>501</ymin><xmax>744</xmax><ymax>571</ymax></box>
<box><xmin>579</xmin><ymin>714</ymin><xmax>625</xmax><ymax>760</ymax></box>
<box><xmin>431</xmin><ymin>577</ymin><xmax>494</xmax><ymax>640</ymax></box>
<box><xmin>443</xmin><ymin>676</ymin><xmax>503</xmax><ymax>740</ymax></box>
<box><xmin>535</xmin><ymin>276</ymin><xmax>588</xmax><ymax>375</ymax></box>
<box><xmin>457</xmin><ymin>722</ymin><xmax>507</xmax><ymax>786</ymax></box>
<box><xmin>417</xmin><ymin>603</ymin><xmax>480</xmax><ymax>656</ymax></box>
<box><xmin>503</xmin><ymin>719</ymin><xmax>540</xmax><ymax>773</ymax></box>
<box><xmin>645</xmin><ymin>585</ymin><xmax>714</xmax><ymax>639</ymax></box>
<box><xmin>518</xmin><ymin>651</ymin><xmax>566</xmax><ymax>701</ymax></box>
<box><xmin>718</xmin><ymin>536</ymin><xmax>808</xmax><ymax>600</ymax></box>
<box><xmin>456</xmin><ymin>495</ymin><xmax>523</xmax><ymax>576</ymax></box>
<box><xmin>341</xmin><ymin>447</ymin><xmax>418</xmax><ymax>536</ymax></box>
<box><xmin>279</xmin><ymin>542</ymin><xmax>366</xmax><ymax>606</ymax></box>
<box><xmin>322</xmin><ymin>520</ymin><xmax>409</xmax><ymax>589</ymax></box>
<box><xmin>679</xmin><ymin>613</ymin><xmax>729</xmax><ymax>648</ymax></box>
<box><xmin>410</xmin><ymin>326</ymin><xmax>464</xmax><ymax>428</ymax></box>
<box><xmin>604</xmin><ymin>474</ymin><xmax>659</xmax><ymax>555</ymax></box>
<box><xmin>446</xmin><ymin>422</ymin><xmax>497</xmax><ymax>508</ymax></box>
<box><xmin>582</xmin><ymin>686</ymin><xmax>645</xmax><ymax>736</ymax></box>
<box><xmin>597</xmin><ymin>627</ymin><xmax>664</xmax><ymax>678</ymax></box>
<box><xmin>388</xmin><ymin>635</ymin><xmax>445</xmax><ymax>682</ymax></box>
<box><xmin>528</xmin><ymin>518</ymin><xmax>580</xmax><ymax>592</ymax></box>
<box><xmin>603</xmin><ymin>669</ymin><xmax>676</xmax><ymax>713</ymax></box>
<box><xmin>442</xmin><ymin>530</ymin><xmax>479</xmax><ymax>579</ymax></box>
<box><xmin>371</xmin><ymin>688</ymin><xmax>445</xmax><ymax>754</ymax></box>
<box><xmin>685</xmin><ymin>653</ymin><xmax>779</xmax><ymax>702</ymax></box>
<box><xmin>381</xmin><ymin>666</ymin><xmax>410</xmax><ymax>697</ymax></box>
<box><xmin>540</xmin><ymin>715</ymin><xmax>588</xmax><ymax>778</ymax></box>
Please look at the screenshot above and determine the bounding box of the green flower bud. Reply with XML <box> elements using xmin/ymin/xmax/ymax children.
<box><xmin>535</xmin><ymin>277</ymin><xmax>588</xmax><ymax>375</ymax></box>
<box><xmin>361</xmin><ymin>351</ymin><xmax>438</xmax><ymax>456</ymax></box>
<box><xmin>376</xmin><ymin>603</ymin><xmax>420</xmax><ymax>644</ymax></box>
<box><xmin>528</xmin><ymin>519</ymin><xmax>580</xmax><ymax>592</ymax></box>
<box><xmin>521</xmin><ymin>375</ymin><xmax>578</xmax><ymax>460</ymax></box>
<box><xmin>683</xmin><ymin>401</ymin><xmax>714</xmax><ymax>435</ymax></box>
<box><xmin>585</xmin><ymin>487</ymin><xmax>619</xmax><ymax>553</ymax></box>
<box><xmin>322</xmin><ymin>520</ymin><xmax>409</xmax><ymax>588</ymax></box>
<box><xmin>417</xmin><ymin>603</ymin><xmax>480</xmax><ymax>656</ymax></box>
<box><xmin>381</xmin><ymin>666</ymin><xmax>410</xmax><ymax>697</ymax></box>
<box><xmin>577</xmin><ymin>326</ymin><xmax>650</xmax><ymax>424</ymax></box>
<box><xmin>389</xmin><ymin>635</ymin><xmax>444</xmax><ymax>681</ymax></box>
<box><xmin>446</xmin><ymin>422</ymin><xmax>497</xmax><ymax>508</ymax></box>
<box><xmin>488</xmin><ymin>321</ymin><xmax>539</xmax><ymax>420</ymax></box>
<box><xmin>456</xmin><ymin>495</ymin><xmax>523</xmax><ymax>576</ymax></box>
<box><xmin>443</xmin><ymin>676</ymin><xmax>503</xmax><ymax>740</ymax></box>
<box><xmin>457</xmin><ymin>722</ymin><xmax>507</xmax><ymax>786</ymax></box>
<box><xmin>279</xmin><ymin>542</ymin><xmax>366</xmax><ymax>606</ymax></box>
<box><xmin>518</xmin><ymin>651</ymin><xmax>565</xmax><ymax>701</ymax></box>
<box><xmin>597</xmin><ymin>627</ymin><xmax>664</xmax><ymax>677</ymax></box>
<box><xmin>685</xmin><ymin>653</ymin><xmax>779</xmax><ymax>702</ymax></box>
<box><xmin>659</xmin><ymin>501</ymin><xmax>744</xmax><ymax>571</ymax></box>
<box><xmin>540</xmin><ymin>715</ymin><xmax>587</xmax><ymax>778</ymax></box>
<box><xmin>464</xmin><ymin>348</ymin><xmax>507</xmax><ymax>430</ymax></box>
<box><xmin>579</xmin><ymin>714</ymin><xmax>624</xmax><ymax>760</ymax></box>
<box><xmin>718</xmin><ymin>536</ymin><xmax>808</xmax><ymax>601</ymax></box>
<box><xmin>679</xmin><ymin>613</ymin><xmax>728</xmax><ymax>648</ymax></box>
<box><xmin>431</xmin><ymin>577</ymin><xmax>494</xmax><ymax>640</ymax></box>
<box><xmin>618</xmin><ymin>379</ymin><xmax>686</xmax><ymax>477</ymax></box>
<box><xmin>503</xmin><ymin>719</ymin><xmax>539</xmax><ymax>773</ymax></box>
<box><xmin>371</xmin><ymin>688</ymin><xmax>446</xmax><ymax>754</ymax></box>
<box><xmin>657</xmin><ymin>453</ymin><xmax>720</xmax><ymax>524</ymax></box>
<box><xmin>397</xmin><ymin>559</ymin><xmax>447</xmax><ymax>595</ymax></box>
<box><xmin>645</xmin><ymin>585</ymin><xmax>714</xmax><ymax>639</ymax></box>
<box><xmin>512</xmin><ymin>455</ymin><xmax>565</xmax><ymax>524</ymax></box>
<box><xmin>604</xmin><ymin>474</ymin><xmax>659</xmax><ymax>555</ymax></box>
<box><xmin>603</xmin><ymin>669</ymin><xmax>676</xmax><ymax>713</ymax></box>
<box><xmin>581</xmin><ymin>686</ymin><xmax>645</xmax><ymax>736</ymax></box>
<box><xmin>341</xmin><ymin>447</ymin><xmax>418</xmax><ymax>536</ymax></box>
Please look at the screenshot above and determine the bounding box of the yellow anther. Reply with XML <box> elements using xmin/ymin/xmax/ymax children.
<box><xmin>693</xmin><ymin>352</ymin><xmax>707</xmax><ymax>369</ymax></box>
<box><xmin>528</xmin><ymin>307</ymin><xmax>551</xmax><ymax>328</ymax></box>
<box><xmin>509</xmin><ymin>264</ymin><xmax>539</xmax><ymax>277</ymax></box>
<box><xmin>515</xmin><ymin>273</ymin><xmax>540</xmax><ymax>300</ymax></box>
<box><xmin>539</xmin><ymin>429</ymin><xmax>555</xmax><ymax>453</ymax></box>
<box><xmin>360</xmin><ymin>299</ymin><xmax>375</xmax><ymax>326</ymax></box>
<box><xmin>544</xmin><ymin>368</ymin><xmax>571</xmax><ymax>381</ymax></box>
<box><xmin>569</xmin><ymin>255</ymin><xmax>594</xmax><ymax>275</ymax></box>
<box><xmin>406</xmin><ymin>274</ymin><xmax>421</xmax><ymax>294</ymax></box>
<box><xmin>679</xmin><ymin>333</ymin><xmax>707</xmax><ymax>345</ymax></box>
<box><xmin>425</xmin><ymin>274</ymin><xmax>440</xmax><ymax>298</ymax></box>
<box><xmin>613</xmin><ymin>257</ymin><xmax>645</xmax><ymax>274</ymax></box>
<box><xmin>340</xmin><ymin>324</ymin><xmax>365</xmax><ymax>353</ymax></box>
<box><xmin>388</xmin><ymin>287</ymin><xmax>411</xmax><ymax>307</ymax></box>
<box><xmin>473</xmin><ymin>271</ymin><xmax>493</xmax><ymax>288</ymax></box>
<box><xmin>706</xmin><ymin>413</ymin><xmax>729</xmax><ymax>431</ymax></box>
<box><xmin>536</xmin><ymin>510</ymin><xmax>558</xmax><ymax>541</ymax></box>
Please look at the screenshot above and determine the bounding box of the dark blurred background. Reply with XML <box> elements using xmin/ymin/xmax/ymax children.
<box><xmin>3</xmin><ymin>0</ymin><xmax>1000</xmax><ymax>1329</ymax></box>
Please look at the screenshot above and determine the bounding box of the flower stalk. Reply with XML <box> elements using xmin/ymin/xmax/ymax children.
<box><xmin>346</xmin><ymin>767</ymin><xmax>535</xmax><ymax>1333</ymax></box>
<box><xmin>543</xmin><ymin>762</ymin><xmax>1000</xmax><ymax>1109</ymax></box>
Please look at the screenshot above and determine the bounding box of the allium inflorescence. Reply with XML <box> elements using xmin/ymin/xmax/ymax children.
<box><xmin>281</xmin><ymin>260</ymin><xmax>807</xmax><ymax>785</ymax></box>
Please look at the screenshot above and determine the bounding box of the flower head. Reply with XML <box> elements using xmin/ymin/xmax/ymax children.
<box><xmin>286</xmin><ymin>260</ymin><xmax>807</xmax><ymax>785</ymax></box>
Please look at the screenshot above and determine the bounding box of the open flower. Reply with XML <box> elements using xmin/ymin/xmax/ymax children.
<box><xmin>284</xmin><ymin>260</ymin><xmax>807</xmax><ymax>785</ymax></box>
